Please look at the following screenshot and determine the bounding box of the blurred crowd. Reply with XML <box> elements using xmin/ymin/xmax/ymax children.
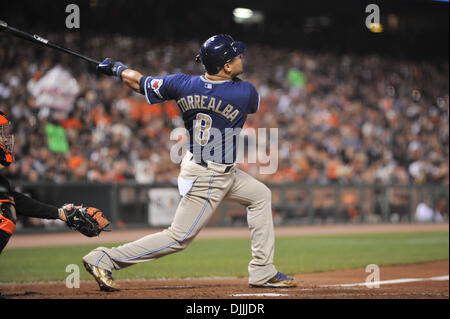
<box><xmin>0</xmin><ymin>33</ymin><xmax>448</xmax><ymax>186</ymax></box>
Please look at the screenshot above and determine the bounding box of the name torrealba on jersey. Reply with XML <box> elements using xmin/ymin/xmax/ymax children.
<box><xmin>141</xmin><ymin>74</ymin><xmax>260</xmax><ymax>163</ymax></box>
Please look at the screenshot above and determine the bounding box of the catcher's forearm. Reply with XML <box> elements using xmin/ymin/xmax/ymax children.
<box><xmin>11</xmin><ymin>191</ymin><xmax>59</xmax><ymax>219</ymax></box>
<box><xmin>121</xmin><ymin>69</ymin><xmax>144</xmax><ymax>93</ymax></box>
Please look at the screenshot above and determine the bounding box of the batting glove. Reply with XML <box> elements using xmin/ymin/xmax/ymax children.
<box><xmin>96</xmin><ymin>58</ymin><xmax>128</xmax><ymax>78</ymax></box>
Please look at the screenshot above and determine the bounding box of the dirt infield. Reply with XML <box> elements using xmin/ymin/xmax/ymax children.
<box><xmin>0</xmin><ymin>261</ymin><xmax>448</xmax><ymax>299</ymax></box>
<box><xmin>1</xmin><ymin>223</ymin><xmax>448</xmax><ymax>299</ymax></box>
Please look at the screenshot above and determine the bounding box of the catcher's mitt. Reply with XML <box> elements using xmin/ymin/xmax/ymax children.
<box><xmin>62</xmin><ymin>203</ymin><xmax>111</xmax><ymax>237</ymax></box>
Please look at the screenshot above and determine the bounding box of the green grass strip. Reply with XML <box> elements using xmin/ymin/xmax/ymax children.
<box><xmin>0</xmin><ymin>231</ymin><xmax>447</xmax><ymax>283</ymax></box>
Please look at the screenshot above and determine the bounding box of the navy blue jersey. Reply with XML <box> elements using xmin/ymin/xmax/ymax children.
<box><xmin>141</xmin><ymin>74</ymin><xmax>260</xmax><ymax>164</ymax></box>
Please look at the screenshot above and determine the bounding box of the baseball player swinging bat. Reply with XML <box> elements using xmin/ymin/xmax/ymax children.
<box><xmin>81</xmin><ymin>35</ymin><xmax>297</xmax><ymax>291</ymax></box>
<box><xmin>0</xmin><ymin>19</ymin><xmax>100</xmax><ymax>65</ymax></box>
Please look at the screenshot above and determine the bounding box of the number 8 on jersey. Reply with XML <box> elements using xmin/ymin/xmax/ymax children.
<box><xmin>194</xmin><ymin>113</ymin><xmax>213</xmax><ymax>146</ymax></box>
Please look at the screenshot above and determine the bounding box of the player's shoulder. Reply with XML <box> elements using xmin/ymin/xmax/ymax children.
<box><xmin>230</xmin><ymin>78</ymin><xmax>257</xmax><ymax>91</ymax></box>
<box><xmin>154</xmin><ymin>74</ymin><xmax>195</xmax><ymax>91</ymax></box>
<box><xmin>163</xmin><ymin>73</ymin><xmax>193</xmax><ymax>82</ymax></box>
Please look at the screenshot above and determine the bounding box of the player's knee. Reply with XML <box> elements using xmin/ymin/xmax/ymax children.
<box><xmin>260</xmin><ymin>184</ymin><xmax>272</xmax><ymax>201</ymax></box>
<box><xmin>83</xmin><ymin>246</ymin><xmax>109</xmax><ymax>261</ymax></box>
<box><xmin>172</xmin><ymin>237</ymin><xmax>192</xmax><ymax>252</ymax></box>
<box><xmin>263</xmin><ymin>184</ymin><xmax>272</xmax><ymax>199</ymax></box>
<box><xmin>164</xmin><ymin>228</ymin><xmax>193</xmax><ymax>250</ymax></box>
<box><xmin>252</xmin><ymin>183</ymin><xmax>272</xmax><ymax>205</ymax></box>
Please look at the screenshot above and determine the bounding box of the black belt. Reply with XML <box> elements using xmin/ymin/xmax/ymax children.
<box><xmin>190</xmin><ymin>157</ymin><xmax>234</xmax><ymax>173</ymax></box>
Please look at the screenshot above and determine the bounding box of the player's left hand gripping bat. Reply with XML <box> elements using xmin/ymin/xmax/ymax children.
<box><xmin>0</xmin><ymin>19</ymin><xmax>101</xmax><ymax>65</ymax></box>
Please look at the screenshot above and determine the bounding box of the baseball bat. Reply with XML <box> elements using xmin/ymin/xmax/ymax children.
<box><xmin>0</xmin><ymin>19</ymin><xmax>101</xmax><ymax>65</ymax></box>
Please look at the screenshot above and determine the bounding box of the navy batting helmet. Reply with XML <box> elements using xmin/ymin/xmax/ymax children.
<box><xmin>196</xmin><ymin>34</ymin><xmax>246</xmax><ymax>75</ymax></box>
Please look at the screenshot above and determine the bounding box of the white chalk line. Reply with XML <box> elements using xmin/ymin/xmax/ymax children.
<box><xmin>321</xmin><ymin>275</ymin><xmax>449</xmax><ymax>288</ymax></box>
